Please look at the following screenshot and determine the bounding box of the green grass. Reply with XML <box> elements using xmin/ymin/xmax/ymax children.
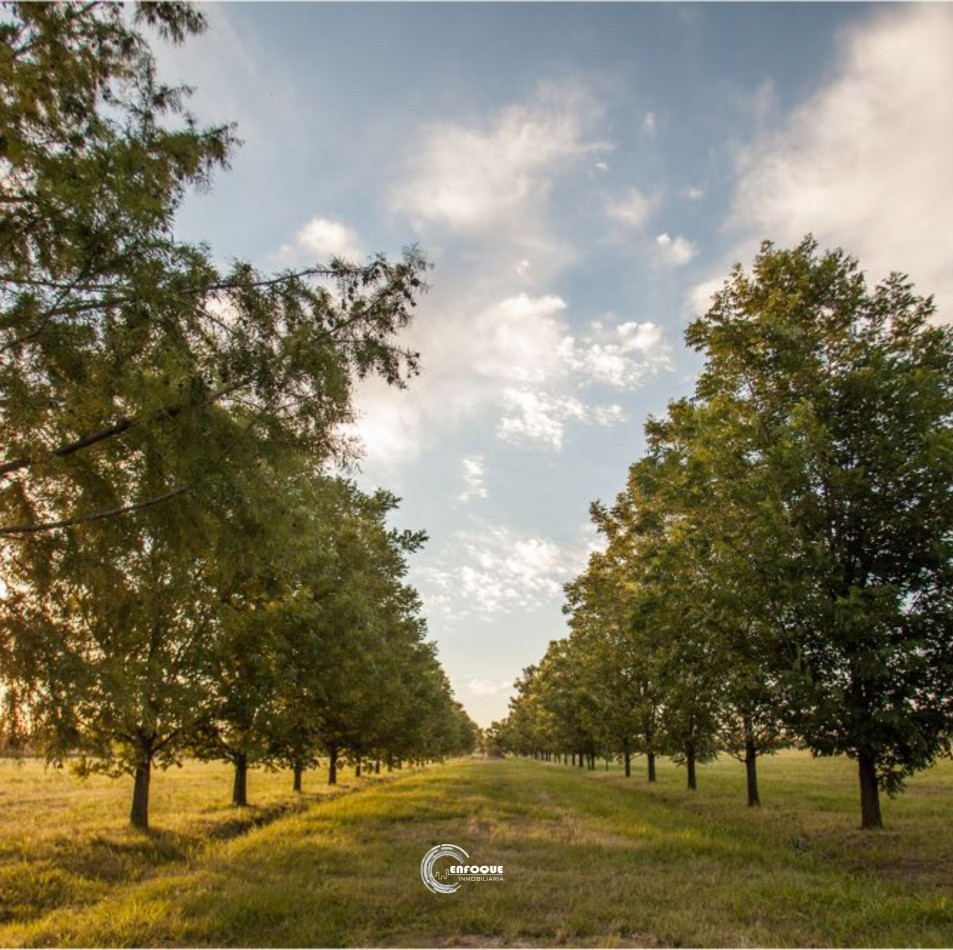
<box><xmin>1</xmin><ymin>752</ymin><xmax>951</xmax><ymax>946</ymax></box>
<box><xmin>0</xmin><ymin>756</ymin><xmax>386</xmax><ymax>936</ymax></box>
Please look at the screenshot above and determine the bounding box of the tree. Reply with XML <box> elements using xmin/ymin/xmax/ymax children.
<box><xmin>0</xmin><ymin>0</ymin><xmax>426</xmax><ymax>539</ymax></box>
<box><xmin>0</xmin><ymin>2</ymin><xmax>429</xmax><ymax>828</ymax></box>
<box><xmin>687</xmin><ymin>237</ymin><xmax>953</xmax><ymax>827</ymax></box>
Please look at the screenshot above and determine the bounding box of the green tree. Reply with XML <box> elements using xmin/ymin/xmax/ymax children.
<box><xmin>0</xmin><ymin>2</ymin><xmax>429</xmax><ymax>828</ymax></box>
<box><xmin>0</xmin><ymin>0</ymin><xmax>426</xmax><ymax>541</ymax></box>
<box><xmin>687</xmin><ymin>237</ymin><xmax>953</xmax><ymax>827</ymax></box>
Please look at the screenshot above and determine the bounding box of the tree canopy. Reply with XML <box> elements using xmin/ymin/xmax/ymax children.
<box><xmin>496</xmin><ymin>237</ymin><xmax>953</xmax><ymax>829</ymax></box>
<box><xmin>0</xmin><ymin>1</ymin><xmax>476</xmax><ymax>829</ymax></box>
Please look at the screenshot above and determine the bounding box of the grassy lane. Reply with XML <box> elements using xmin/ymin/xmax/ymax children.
<box><xmin>3</xmin><ymin>753</ymin><xmax>951</xmax><ymax>947</ymax></box>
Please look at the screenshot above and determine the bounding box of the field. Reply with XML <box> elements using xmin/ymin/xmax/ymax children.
<box><xmin>0</xmin><ymin>751</ymin><xmax>951</xmax><ymax>947</ymax></box>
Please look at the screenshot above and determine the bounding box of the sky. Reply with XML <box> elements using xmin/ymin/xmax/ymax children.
<box><xmin>156</xmin><ymin>2</ymin><xmax>953</xmax><ymax>727</ymax></box>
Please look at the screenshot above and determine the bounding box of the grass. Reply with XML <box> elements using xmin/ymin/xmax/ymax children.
<box><xmin>0</xmin><ymin>756</ymin><xmax>386</xmax><ymax>936</ymax></box>
<box><xmin>0</xmin><ymin>751</ymin><xmax>951</xmax><ymax>947</ymax></box>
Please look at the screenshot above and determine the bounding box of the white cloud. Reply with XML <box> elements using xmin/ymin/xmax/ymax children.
<box><xmin>458</xmin><ymin>455</ymin><xmax>488</xmax><ymax>502</ymax></box>
<box><xmin>562</xmin><ymin>320</ymin><xmax>672</xmax><ymax>388</ymax></box>
<box><xmin>593</xmin><ymin>404</ymin><xmax>626</xmax><ymax>427</ymax></box>
<box><xmin>593</xmin><ymin>161</ymin><xmax>610</xmax><ymax>174</ymax></box>
<box><xmin>656</xmin><ymin>232</ymin><xmax>698</xmax><ymax>266</ymax></box>
<box><xmin>344</xmin><ymin>290</ymin><xmax>672</xmax><ymax>468</ymax></box>
<box><xmin>417</xmin><ymin>523</ymin><xmax>593</xmax><ymax>618</ymax></box>
<box><xmin>391</xmin><ymin>81</ymin><xmax>609</xmax><ymax>244</ymax></box>
<box><xmin>497</xmin><ymin>389</ymin><xmax>587</xmax><ymax>451</ymax></box>
<box><xmin>642</xmin><ymin>111</ymin><xmax>657</xmax><ymax>137</ymax></box>
<box><xmin>682</xmin><ymin>185</ymin><xmax>705</xmax><ymax>201</ymax></box>
<box><xmin>273</xmin><ymin>216</ymin><xmax>363</xmax><ymax>265</ymax></box>
<box><xmin>339</xmin><ymin>389</ymin><xmax>423</xmax><ymax>469</ymax></box>
<box><xmin>466</xmin><ymin>678</ymin><xmax>513</xmax><ymax>697</ymax></box>
<box><xmin>471</xmin><ymin>293</ymin><xmax>569</xmax><ymax>384</ymax></box>
<box><xmin>729</xmin><ymin>5</ymin><xmax>953</xmax><ymax>314</ymax></box>
<box><xmin>607</xmin><ymin>186</ymin><xmax>653</xmax><ymax>228</ymax></box>
<box><xmin>687</xmin><ymin>275</ymin><xmax>727</xmax><ymax>319</ymax></box>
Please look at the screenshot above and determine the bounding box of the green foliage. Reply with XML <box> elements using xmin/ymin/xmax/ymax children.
<box><xmin>0</xmin><ymin>1</ymin><xmax>472</xmax><ymax>827</ymax></box>
<box><xmin>500</xmin><ymin>236</ymin><xmax>953</xmax><ymax>827</ymax></box>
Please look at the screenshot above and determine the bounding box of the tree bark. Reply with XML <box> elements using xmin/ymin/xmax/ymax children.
<box><xmin>328</xmin><ymin>744</ymin><xmax>338</xmax><ymax>785</ymax></box>
<box><xmin>293</xmin><ymin>762</ymin><xmax>303</xmax><ymax>793</ymax></box>
<box><xmin>744</xmin><ymin>735</ymin><xmax>760</xmax><ymax>807</ymax></box>
<box><xmin>624</xmin><ymin>748</ymin><xmax>631</xmax><ymax>778</ymax></box>
<box><xmin>232</xmin><ymin>752</ymin><xmax>248</xmax><ymax>807</ymax></box>
<box><xmin>858</xmin><ymin>751</ymin><xmax>883</xmax><ymax>829</ymax></box>
<box><xmin>647</xmin><ymin>752</ymin><xmax>656</xmax><ymax>783</ymax></box>
<box><xmin>374</xmin><ymin>759</ymin><xmax>381</xmax><ymax>775</ymax></box>
<box><xmin>578</xmin><ymin>752</ymin><xmax>584</xmax><ymax>769</ymax></box>
<box><xmin>130</xmin><ymin>758</ymin><xmax>152</xmax><ymax>830</ymax></box>
<box><xmin>686</xmin><ymin>744</ymin><xmax>697</xmax><ymax>791</ymax></box>
<box><xmin>355</xmin><ymin>757</ymin><xmax>362</xmax><ymax>778</ymax></box>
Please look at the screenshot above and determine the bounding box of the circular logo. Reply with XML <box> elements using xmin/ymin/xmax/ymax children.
<box><xmin>420</xmin><ymin>843</ymin><xmax>469</xmax><ymax>894</ymax></box>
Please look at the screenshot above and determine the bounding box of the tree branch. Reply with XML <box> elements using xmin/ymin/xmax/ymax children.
<box><xmin>0</xmin><ymin>483</ymin><xmax>193</xmax><ymax>536</ymax></box>
<box><xmin>0</xmin><ymin>379</ymin><xmax>246</xmax><ymax>479</ymax></box>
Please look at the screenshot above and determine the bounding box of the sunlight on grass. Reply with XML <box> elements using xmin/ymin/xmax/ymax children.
<box><xmin>1</xmin><ymin>752</ymin><xmax>951</xmax><ymax>947</ymax></box>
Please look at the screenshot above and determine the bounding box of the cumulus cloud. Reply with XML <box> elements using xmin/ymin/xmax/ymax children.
<box><xmin>344</xmin><ymin>287</ymin><xmax>672</xmax><ymax>468</ymax></box>
<box><xmin>458</xmin><ymin>455</ymin><xmax>489</xmax><ymax>502</ymax></box>
<box><xmin>682</xmin><ymin>185</ymin><xmax>705</xmax><ymax>201</ymax></box>
<box><xmin>342</xmin><ymin>81</ymin><xmax>678</xmax><ymax>471</ymax></box>
<box><xmin>563</xmin><ymin>319</ymin><xmax>671</xmax><ymax>388</ymax></box>
<box><xmin>417</xmin><ymin>522</ymin><xmax>592</xmax><ymax>618</ymax></box>
<box><xmin>656</xmin><ymin>232</ymin><xmax>698</xmax><ymax>266</ymax></box>
<box><xmin>390</xmin><ymin>81</ymin><xmax>609</xmax><ymax>245</ymax></box>
<box><xmin>729</xmin><ymin>5</ymin><xmax>953</xmax><ymax>314</ymax></box>
<box><xmin>273</xmin><ymin>216</ymin><xmax>363</xmax><ymax>265</ymax></box>
<box><xmin>497</xmin><ymin>390</ymin><xmax>587</xmax><ymax>450</ymax></box>
<box><xmin>471</xmin><ymin>293</ymin><xmax>570</xmax><ymax>384</ymax></box>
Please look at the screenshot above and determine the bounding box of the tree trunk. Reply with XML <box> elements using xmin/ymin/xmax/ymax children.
<box><xmin>604</xmin><ymin>757</ymin><xmax>609</xmax><ymax>772</ymax></box>
<box><xmin>858</xmin><ymin>751</ymin><xmax>883</xmax><ymax>829</ymax></box>
<box><xmin>374</xmin><ymin>759</ymin><xmax>380</xmax><ymax>775</ymax></box>
<box><xmin>744</xmin><ymin>736</ymin><xmax>760</xmax><ymax>807</ymax></box>
<box><xmin>647</xmin><ymin>752</ymin><xmax>656</xmax><ymax>783</ymax></box>
<box><xmin>293</xmin><ymin>762</ymin><xmax>303</xmax><ymax>793</ymax></box>
<box><xmin>232</xmin><ymin>752</ymin><xmax>248</xmax><ymax>807</ymax></box>
<box><xmin>578</xmin><ymin>752</ymin><xmax>584</xmax><ymax>769</ymax></box>
<box><xmin>355</xmin><ymin>757</ymin><xmax>362</xmax><ymax>778</ymax></box>
<box><xmin>130</xmin><ymin>758</ymin><xmax>152</xmax><ymax>830</ymax></box>
<box><xmin>686</xmin><ymin>744</ymin><xmax>697</xmax><ymax>791</ymax></box>
<box><xmin>328</xmin><ymin>744</ymin><xmax>338</xmax><ymax>785</ymax></box>
<box><xmin>624</xmin><ymin>749</ymin><xmax>631</xmax><ymax>778</ymax></box>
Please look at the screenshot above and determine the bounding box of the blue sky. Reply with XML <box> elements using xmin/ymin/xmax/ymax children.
<box><xmin>157</xmin><ymin>3</ymin><xmax>953</xmax><ymax>726</ymax></box>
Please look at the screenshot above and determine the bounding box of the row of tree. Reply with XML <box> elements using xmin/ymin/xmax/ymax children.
<box><xmin>0</xmin><ymin>2</ymin><xmax>476</xmax><ymax>829</ymax></box>
<box><xmin>490</xmin><ymin>238</ymin><xmax>953</xmax><ymax>829</ymax></box>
